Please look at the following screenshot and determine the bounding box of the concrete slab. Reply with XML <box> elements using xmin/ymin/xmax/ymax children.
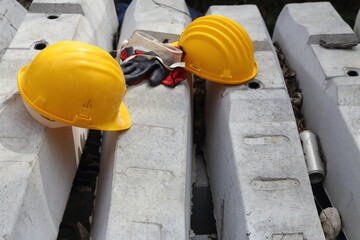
<box><xmin>91</xmin><ymin>0</ymin><xmax>192</xmax><ymax>239</ymax></box>
<box><xmin>273</xmin><ymin>2</ymin><xmax>360</xmax><ymax>239</ymax></box>
<box><xmin>118</xmin><ymin>0</ymin><xmax>192</xmax><ymax>44</ymax></box>
<box><xmin>29</xmin><ymin>0</ymin><xmax>118</xmax><ymax>50</ymax></box>
<box><xmin>0</xmin><ymin>0</ymin><xmax>26</xmax><ymax>61</ymax></box>
<box><xmin>204</xmin><ymin>5</ymin><xmax>325</xmax><ymax>240</ymax></box>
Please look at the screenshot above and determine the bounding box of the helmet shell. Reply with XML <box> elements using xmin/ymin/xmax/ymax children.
<box><xmin>18</xmin><ymin>41</ymin><xmax>131</xmax><ymax>131</ymax></box>
<box><xmin>179</xmin><ymin>15</ymin><xmax>258</xmax><ymax>84</ymax></box>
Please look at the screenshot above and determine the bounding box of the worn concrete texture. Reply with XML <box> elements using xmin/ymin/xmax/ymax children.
<box><xmin>0</xmin><ymin>47</ymin><xmax>82</xmax><ymax>239</ymax></box>
<box><xmin>29</xmin><ymin>0</ymin><xmax>118</xmax><ymax>50</ymax></box>
<box><xmin>204</xmin><ymin>5</ymin><xmax>325</xmax><ymax>240</ymax></box>
<box><xmin>118</xmin><ymin>0</ymin><xmax>192</xmax><ymax>44</ymax></box>
<box><xmin>273</xmin><ymin>2</ymin><xmax>360</xmax><ymax>239</ymax></box>
<box><xmin>9</xmin><ymin>13</ymin><xmax>95</xmax><ymax>49</ymax></box>
<box><xmin>0</xmin><ymin>0</ymin><xmax>118</xmax><ymax>238</ymax></box>
<box><xmin>91</xmin><ymin>0</ymin><xmax>192</xmax><ymax>239</ymax></box>
<box><xmin>0</xmin><ymin>0</ymin><xmax>26</xmax><ymax>61</ymax></box>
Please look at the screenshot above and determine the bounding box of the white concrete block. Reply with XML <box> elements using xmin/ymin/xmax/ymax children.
<box><xmin>29</xmin><ymin>0</ymin><xmax>84</xmax><ymax>14</ymax></box>
<box><xmin>91</xmin><ymin>1</ymin><xmax>192</xmax><ymax>239</ymax></box>
<box><xmin>0</xmin><ymin>2</ymin><xmax>117</xmax><ymax>237</ymax></box>
<box><xmin>97</xmin><ymin>84</ymin><xmax>192</xmax><ymax>240</ymax></box>
<box><xmin>273</xmin><ymin>2</ymin><xmax>360</xmax><ymax>239</ymax></box>
<box><xmin>1</xmin><ymin>1</ymin><xmax>112</xmax><ymax>239</ymax></box>
<box><xmin>311</xmin><ymin>44</ymin><xmax>360</xmax><ymax>78</ymax></box>
<box><xmin>0</xmin><ymin>0</ymin><xmax>26</xmax><ymax>61</ymax></box>
<box><xmin>273</xmin><ymin>2</ymin><xmax>357</xmax><ymax>47</ymax></box>
<box><xmin>355</xmin><ymin>10</ymin><xmax>360</xmax><ymax>37</ymax></box>
<box><xmin>8</xmin><ymin>12</ymin><xmax>95</xmax><ymax>49</ymax></box>
<box><xmin>205</xmin><ymin>5</ymin><xmax>325</xmax><ymax>240</ymax></box>
<box><xmin>0</xmin><ymin>49</ymin><xmax>87</xmax><ymax>240</ymax></box>
<box><xmin>29</xmin><ymin>0</ymin><xmax>118</xmax><ymax>50</ymax></box>
<box><xmin>2</xmin><ymin>11</ymin><xmax>92</xmax><ymax>161</ymax></box>
<box><xmin>0</xmin><ymin>50</ymin><xmax>37</xmax><ymax>102</ymax></box>
<box><xmin>118</xmin><ymin>0</ymin><xmax>192</xmax><ymax>44</ymax></box>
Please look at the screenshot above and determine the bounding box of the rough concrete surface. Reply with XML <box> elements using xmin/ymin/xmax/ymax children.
<box><xmin>9</xmin><ymin>13</ymin><xmax>94</xmax><ymax>49</ymax></box>
<box><xmin>0</xmin><ymin>0</ymin><xmax>26</xmax><ymax>61</ymax></box>
<box><xmin>0</xmin><ymin>0</ymin><xmax>118</xmax><ymax>238</ymax></box>
<box><xmin>118</xmin><ymin>0</ymin><xmax>192</xmax><ymax>44</ymax></box>
<box><xmin>205</xmin><ymin>5</ymin><xmax>325</xmax><ymax>240</ymax></box>
<box><xmin>273</xmin><ymin>2</ymin><xmax>360</xmax><ymax>239</ymax></box>
<box><xmin>29</xmin><ymin>0</ymin><xmax>118</xmax><ymax>50</ymax></box>
<box><xmin>91</xmin><ymin>0</ymin><xmax>192</xmax><ymax>239</ymax></box>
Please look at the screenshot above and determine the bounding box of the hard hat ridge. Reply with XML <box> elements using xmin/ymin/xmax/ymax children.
<box><xmin>178</xmin><ymin>15</ymin><xmax>258</xmax><ymax>84</ymax></box>
<box><xmin>17</xmin><ymin>41</ymin><xmax>131</xmax><ymax>131</ymax></box>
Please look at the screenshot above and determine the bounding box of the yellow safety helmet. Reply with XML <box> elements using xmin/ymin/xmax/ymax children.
<box><xmin>178</xmin><ymin>15</ymin><xmax>258</xmax><ymax>84</ymax></box>
<box><xmin>17</xmin><ymin>41</ymin><xmax>131</xmax><ymax>131</ymax></box>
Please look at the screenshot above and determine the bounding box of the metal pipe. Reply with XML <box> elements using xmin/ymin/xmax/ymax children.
<box><xmin>300</xmin><ymin>130</ymin><xmax>325</xmax><ymax>184</ymax></box>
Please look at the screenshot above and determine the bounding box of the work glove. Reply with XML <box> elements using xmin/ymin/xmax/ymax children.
<box><xmin>120</xmin><ymin>47</ymin><xmax>186</xmax><ymax>87</ymax></box>
<box><xmin>121</xmin><ymin>55</ymin><xmax>169</xmax><ymax>86</ymax></box>
<box><xmin>162</xmin><ymin>67</ymin><xmax>187</xmax><ymax>88</ymax></box>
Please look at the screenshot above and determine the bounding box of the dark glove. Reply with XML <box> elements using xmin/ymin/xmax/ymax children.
<box><xmin>121</xmin><ymin>55</ymin><xmax>169</xmax><ymax>86</ymax></box>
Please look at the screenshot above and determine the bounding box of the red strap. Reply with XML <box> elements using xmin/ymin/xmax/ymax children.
<box><xmin>134</xmin><ymin>50</ymin><xmax>144</xmax><ymax>55</ymax></box>
<box><xmin>120</xmin><ymin>48</ymin><xmax>145</xmax><ymax>60</ymax></box>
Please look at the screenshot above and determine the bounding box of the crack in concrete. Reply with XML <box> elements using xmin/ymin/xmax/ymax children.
<box><xmin>0</xmin><ymin>10</ymin><xmax>18</xmax><ymax>31</ymax></box>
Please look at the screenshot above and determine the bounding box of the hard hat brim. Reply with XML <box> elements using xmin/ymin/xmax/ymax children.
<box><xmin>18</xmin><ymin>64</ymin><xmax>132</xmax><ymax>131</ymax></box>
<box><xmin>99</xmin><ymin>101</ymin><xmax>132</xmax><ymax>131</ymax></box>
<box><xmin>185</xmin><ymin>62</ymin><xmax>258</xmax><ymax>85</ymax></box>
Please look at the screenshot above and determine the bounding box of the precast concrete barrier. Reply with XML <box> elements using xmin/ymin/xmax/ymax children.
<box><xmin>0</xmin><ymin>0</ymin><xmax>118</xmax><ymax>239</ymax></box>
<box><xmin>91</xmin><ymin>0</ymin><xmax>192</xmax><ymax>239</ymax></box>
<box><xmin>0</xmin><ymin>0</ymin><xmax>26</xmax><ymax>61</ymax></box>
<box><xmin>29</xmin><ymin>0</ymin><xmax>118</xmax><ymax>51</ymax></box>
<box><xmin>118</xmin><ymin>0</ymin><xmax>191</xmax><ymax>44</ymax></box>
<box><xmin>204</xmin><ymin>5</ymin><xmax>325</xmax><ymax>240</ymax></box>
<box><xmin>273</xmin><ymin>2</ymin><xmax>360</xmax><ymax>239</ymax></box>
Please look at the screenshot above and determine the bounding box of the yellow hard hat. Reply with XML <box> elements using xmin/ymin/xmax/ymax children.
<box><xmin>17</xmin><ymin>41</ymin><xmax>131</xmax><ymax>131</ymax></box>
<box><xmin>178</xmin><ymin>15</ymin><xmax>258</xmax><ymax>84</ymax></box>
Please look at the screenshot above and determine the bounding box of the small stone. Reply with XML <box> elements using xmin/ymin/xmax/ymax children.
<box><xmin>320</xmin><ymin>207</ymin><xmax>341</xmax><ymax>240</ymax></box>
